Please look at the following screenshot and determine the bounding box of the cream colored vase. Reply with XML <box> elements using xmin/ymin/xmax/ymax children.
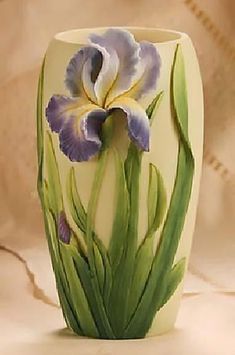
<box><xmin>37</xmin><ymin>27</ymin><xmax>203</xmax><ymax>339</ymax></box>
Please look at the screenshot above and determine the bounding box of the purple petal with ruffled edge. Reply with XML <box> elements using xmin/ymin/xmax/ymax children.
<box><xmin>127</xmin><ymin>41</ymin><xmax>161</xmax><ymax>101</ymax></box>
<box><xmin>58</xmin><ymin>211</ymin><xmax>71</xmax><ymax>244</ymax></box>
<box><xmin>89</xmin><ymin>28</ymin><xmax>139</xmax><ymax>105</ymax></box>
<box><xmin>46</xmin><ymin>95</ymin><xmax>80</xmax><ymax>133</ymax></box>
<box><xmin>59</xmin><ymin>108</ymin><xmax>107</xmax><ymax>162</ymax></box>
<box><xmin>109</xmin><ymin>97</ymin><xmax>150</xmax><ymax>151</ymax></box>
<box><xmin>65</xmin><ymin>46</ymin><xmax>102</xmax><ymax>102</ymax></box>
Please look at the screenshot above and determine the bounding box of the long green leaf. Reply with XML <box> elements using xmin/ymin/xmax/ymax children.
<box><xmin>60</xmin><ymin>236</ymin><xmax>114</xmax><ymax>340</ymax></box>
<box><xmin>126</xmin><ymin>236</ymin><xmax>153</xmax><ymax>321</ymax></box>
<box><xmin>66</xmin><ymin>165</ymin><xmax>113</xmax><ymax>318</ymax></box>
<box><xmin>127</xmin><ymin>164</ymin><xmax>167</xmax><ymax>321</ymax></box>
<box><xmin>56</xmin><ymin>271</ymin><xmax>82</xmax><ymax>335</ymax></box>
<box><xmin>172</xmin><ymin>47</ymin><xmax>189</xmax><ymax>144</ymax></box>
<box><xmin>66</xmin><ymin>167</ymin><xmax>86</xmax><ymax>232</ymax></box>
<box><xmin>108</xmin><ymin>148</ymin><xmax>130</xmax><ymax>273</ymax></box>
<box><xmin>45</xmin><ymin>209</ymin><xmax>82</xmax><ymax>333</ymax></box>
<box><xmin>37</xmin><ymin>57</ymin><xmax>45</xmax><ymax>200</ymax></box>
<box><xmin>36</xmin><ymin>60</ymin><xmax>80</xmax><ymax>332</ymax></box>
<box><xmin>108</xmin><ymin>144</ymin><xmax>141</xmax><ymax>337</ymax></box>
<box><xmin>85</xmin><ymin>149</ymin><xmax>115</xmax><ymax>339</ymax></box>
<box><xmin>93</xmin><ymin>242</ymin><xmax>105</xmax><ymax>292</ymax></box>
<box><xmin>36</xmin><ymin>60</ymin><xmax>84</xmax><ymax>335</ymax></box>
<box><xmin>158</xmin><ymin>257</ymin><xmax>186</xmax><ymax>310</ymax></box>
<box><xmin>124</xmin><ymin>44</ymin><xmax>195</xmax><ymax>338</ymax></box>
<box><xmin>60</xmin><ymin>243</ymin><xmax>99</xmax><ymax>338</ymax></box>
<box><xmin>70</xmin><ymin>243</ymin><xmax>114</xmax><ymax>339</ymax></box>
<box><xmin>45</xmin><ymin>131</ymin><xmax>63</xmax><ymax>214</ymax></box>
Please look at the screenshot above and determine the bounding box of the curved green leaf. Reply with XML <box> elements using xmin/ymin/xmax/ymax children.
<box><xmin>37</xmin><ymin>58</ymin><xmax>45</xmax><ymax>200</ymax></box>
<box><xmin>85</xmin><ymin>149</ymin><xmax>115</xmax><ymax>339</ymax></box>
<box><xmin>172</xmin><ymin>46</ymin><xmax>189</xmax><ymax>144</ymax></box>
<box><xmin>45</xmin><ymin>209</ymin><xmax>81</xmax><ymax>334</ymax></box>
<box><xmin>127</xmin><ymin>236</ymin><xmax>153</xmax><ymax>321</ymax></box>
<box><xmin>45</xmin><ymin>131</ymin><xmax>63</xmax><ymax>214</ymax></box>
<box><xmin>126</xmin><ymin>163</ymin><xmax>167</xmax><ymax>321</ymax></box>
<box><xmin>147</xmin><ymin>163</ymin><xmax>167</xmax><ymax>233</ymax></box>
<box><xmin>108</xmin><ymin>143</ymin><xmax>141</xmax><ymax>337</ymax></box>
<box><xmin>66</xmin><ymin>165</ymin><xmax>113</xmax><ymax>324</ymax></box>
<box><xmin>146</xmin><ymin>90</ymin><xmax>164</xmax><ymax>124</ymax></box>
<box><xmin>60</xmin><ymin>243</ymin><xmax>99</xmax><ymax>338</ymax></box>
<box><xmin>66</xmin><ymin>167</ymin><xmax>86</xmax><ymax>232</ymax></box>
<box><xmin>108</xmin><ymin>148</ymin><xmax>130</xmax><ymax>273</ymax></box>
<box><xmin>36</xmin><ymin>61</ymin><xmax>81</xmax><ymax>333</ymax></box>
<box><xmin>124</xmin><ymin>44</ymin><xmax>195</xmax><ymax>338</ymax></box>
<box><xmin>158</xmin><ymin>257</ymin><xmax>186</xmax><ymax>310</ymax></box>
<box><xmin>93</xmin><ymin>242</ymin><xmax>105</xmax><ymax>292</ymax></box>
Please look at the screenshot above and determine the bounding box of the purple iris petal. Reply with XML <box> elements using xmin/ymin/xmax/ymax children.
<box><xmin>81</xmin><ymin>110</ymin><xmax>107</xmax><ymax>144</ymax></box>
<box><xmin>128</xmin><ymin>115</ymin><xmax>149</xmax><ymax>151</ymax></box>
<box><xmin>59</xmin><ymin>109</ymin><xmax>107</xmax><ymax>162</ymax></box>
<box><xmin>109</xmin><ymin>98</ymin><xmax>150</xmax><ymax>151</ymax></box>
<box><xmin>90</xmin><ymin>28</ymin><xmax>139</xmax><ymax>103</ymax></box>
<box><xmin>46</xmin><ymin>95</ymin><xmax>79</xmax><ymax>133</ymax></box>
<box><xmin>128</xmin><ymin>41</ymin><xmax>161</xmax><ymax>101</ymax></box>
<box><xmin>58</xmin><ymin>211</ymin><xmax>71</xmax><ymax>244</ymax></box>
<box><xmin>45</xmin><ymin>29</ymin><xmax>162</xmax><ymax>161</ymax></box>
<box><xmin>65</xmin><ymin>47</ymin><xmax>102</xmax><ymax>98</ymax></box>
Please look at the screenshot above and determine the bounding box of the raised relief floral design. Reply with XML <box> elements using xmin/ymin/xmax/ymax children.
<box><xmin>46</xmin><ymin>28</ymin><xmax>161</xmax><ymax>161</ymax></box>
<box><xmin>38</xmin><ymin>28</ymin><xmax>194</xmax><ymax>339</ymax></box>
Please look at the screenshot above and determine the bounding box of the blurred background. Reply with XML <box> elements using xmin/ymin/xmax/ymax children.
<box><xmin>0</xmin><ymin>0</ymin><xmax>234</xmax><ymax>352</ymax></box>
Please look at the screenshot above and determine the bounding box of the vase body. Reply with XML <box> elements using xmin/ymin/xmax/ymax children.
<box><xmin>37</xmin><ymin>27</ymin><xmax>203</xmax><ymax>339</ymax></box>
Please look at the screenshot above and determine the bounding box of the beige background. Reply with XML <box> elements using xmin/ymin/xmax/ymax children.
<box><xmin>0</xmin><ymin>0</ymin><xmax>234</xmax><ymax>354</ymax></box>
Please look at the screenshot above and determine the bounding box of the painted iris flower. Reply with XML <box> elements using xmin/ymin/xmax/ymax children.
<box><xmin>46</xmin><ymin>28</ymin><xmax>161</xmax><ymax>162</ymax></box>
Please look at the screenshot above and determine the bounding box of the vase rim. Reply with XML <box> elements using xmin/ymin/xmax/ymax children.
<box><xmin>54</xmin><ymin>27</ymin><xmax>189</xmax><ymax>46</ymax></box>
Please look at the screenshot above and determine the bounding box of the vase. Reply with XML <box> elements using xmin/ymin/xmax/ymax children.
<box><xmin>37</xmin><ymin>27</ymin><xmax>203</xmax><ymax>339</ymax></box>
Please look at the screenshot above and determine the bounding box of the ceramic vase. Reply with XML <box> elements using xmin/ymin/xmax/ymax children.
<box><xmin>37</xmin><ymin>27</ymin><xmax>203</xmax><ymax>339</ymax></box>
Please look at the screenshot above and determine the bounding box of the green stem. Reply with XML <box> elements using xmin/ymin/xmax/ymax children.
<box><xmin>108</xmin><ymin>143</ymin><xmax>142</xmax><ymax>337</ymax></box>
<box><xmin>85</xmin><ymin>124</ymin><xmax>115</xmax><ymax>339</ymax></box>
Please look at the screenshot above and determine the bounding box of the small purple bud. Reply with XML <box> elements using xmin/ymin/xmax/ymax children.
<box><xmin>58</xmin><ymin>211</ymin><xmax>71</xmax><ymax>244</ymax></box>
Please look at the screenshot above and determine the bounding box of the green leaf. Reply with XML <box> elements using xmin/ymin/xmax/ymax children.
<box><xmin>124</xmin><ymin>44</ymin><xmax>195</xmax><ymax>338</ymax></box>
<box><xmin>66</xmin><ymin>164</ymin><xmax>113</xmax><ymax>330</ymax></box>
<box><xmin>94</xmin><ymin>237</ymin><xmax>113</xmax><ymax>309</ymax></box>
<box><xmin>37</xmin><ymin>58</ymin><xmax>45</xmax><ymax>200</ymax></box>
<box><xmin>108</xmin><ymin>144</ymin><xmax>142</xmax><ymax>337</ymax></box>
<box><xmin>85</xmin><ymin>149</ymin><xmax>115</xmax><ymax>339</ymax></box>
<box><xmin>93</xmin><ymin>242</ymin><xmax>105</xmax><ymax>292</ymax></box>
<box><xmin>69</xmin><ymin>243</ymin><xmax>114</xmax><ymax>339</ymax></box>
<box><xmin>36</xmin><ymin>59</ymin><xmax>81</xmax><ymax>334</ymax></box>
<box><xmin>56</xmin><ymin>272</ymin><xmax>83</xmax><ymax>335</ymax></box>
<box><xmin>159</xmin><ymin>257</ymin><xmax>186</xmax><ymax>310</ymax></box>
<box><xmin>147</xmin><ymin>163</ymin><xmax>167</xmax><ymax>233</ymax></box>
<box><xmin>110</xmin><ymin>95</ymin><xmax>165</xmax><ymax>335</ymax></box>
<box><xmin>108</xmin><ymin>148</ymin><xmax>130</xmax><ymax>273</ymax></box>
<box><xmin>66</xmin><ymin>167</ymin><xmax>86</xmax><ymax>233</ymax></box>
<box><xmin>36</xmin><ymin>60</ymin><xmax>85</xmax><ymax>336</ymax></box>
<box><xmin>127</xmin><ymin>236</ymin><xmax>153</xmax><ymax>321</ymax></box>
<box><xmin>45</xmin><ymin>209</ymin><xmax>82</xmax><ymax>334</ymax></box>
<box><xmin>172</xmin><ymin>45</ymin><xmax>189</xmax><ymax>145</ymax></box>
<box><xmin>45</xmin><ymin>131</ymin><xmax>63</xmax><ymax>214</ymax></box>
<box><xmin>126</xmin><ymin>163</ymin><xmax>167</xmax><ymax>321</ymax></box>
<box><xmin>146</xmin><ymin>91</ymin><xmax>164</xmax><ymax>123</ymax></box>
<box><xmin>60</xmin><ymin>243</ymin><xmax>99</xmax><ymax>338</ymax></box>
